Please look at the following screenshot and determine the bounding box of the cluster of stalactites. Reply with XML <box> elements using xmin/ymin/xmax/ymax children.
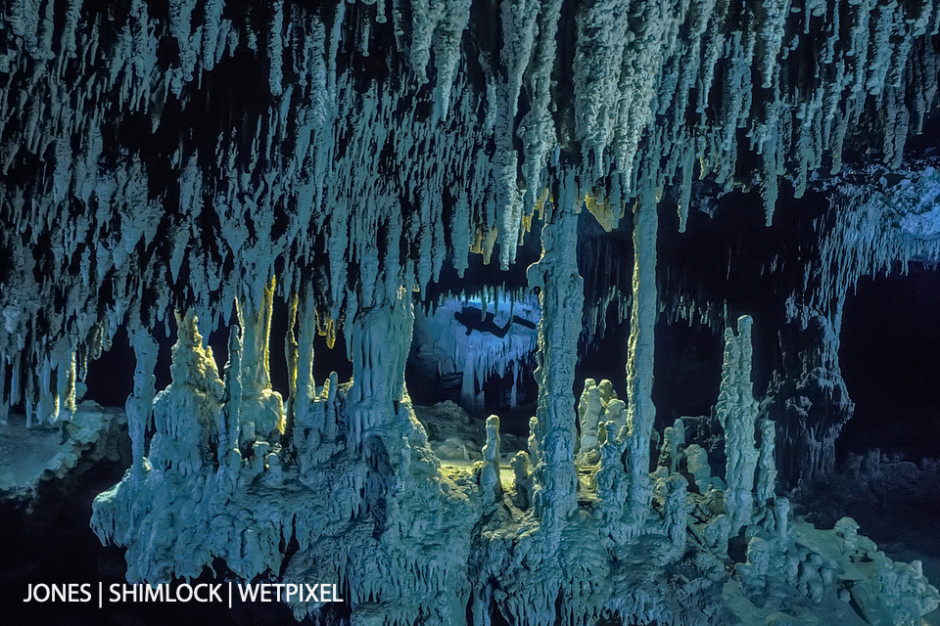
<box><xmin>806</xmin><ymin>165</ymin><xmax>940</xmax><ymax>322</ymax></box>
<box><xmin>1</xmin><ymin>0</ymin><xmax>938</xmax><ymax>426</ymax></box>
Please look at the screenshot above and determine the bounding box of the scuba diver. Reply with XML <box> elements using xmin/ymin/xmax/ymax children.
<box><xmin>454</xmin><ymin>306</ymin><xmax>536</xmax><ymax>337</ymax></box>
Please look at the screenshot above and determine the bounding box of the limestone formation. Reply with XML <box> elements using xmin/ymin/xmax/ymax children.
<box><xmin>0</xmin><ymin>1</ymin><xmax>938</xmax><ymax>624</ymax></box>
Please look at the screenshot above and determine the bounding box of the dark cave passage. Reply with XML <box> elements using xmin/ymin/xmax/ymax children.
<box><xmin>653</xmin><ymin>320</ymin><xmax>724</xmax><ymax>427</ymax></box>
<box><xmin>577</xmin><ymin>315</ymin><xmax>725</xmax><ymax>429</ymax></box>
<box><xmin>802</xmin><ymin>262</ymin><xmax>940</xmax><ymax>626</ymax></box>
<box><xmin>82</xmin><ymin>327</ymin><xmax>135</xmax><ymax>409</ymax></box>
<box><xmin>839</xmin><ymin>263</ymin><xmax>940</xmax><ymax>461</ymax></box>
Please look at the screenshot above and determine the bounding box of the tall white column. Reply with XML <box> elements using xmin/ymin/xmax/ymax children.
<box><xmin>625</xmin><ymin>186</ymin><xmax>658</xmax><ymax>522</ymax></box>
<box><xmin>527</xmin><ymin>184</ymin><xmax>582</xmax><ymax>528</ymax></box>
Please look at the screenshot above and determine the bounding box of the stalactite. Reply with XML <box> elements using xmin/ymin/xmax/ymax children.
<box><xmin>1</xmin><ymin>0</ymin><xmax>938</xmax><ymax>420</ymax></box>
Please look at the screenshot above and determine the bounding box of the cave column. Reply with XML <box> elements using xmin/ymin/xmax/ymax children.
<box><xmin>218</xmin><ymin>321</ymin><xmax>242</xmax><ymax>468</ymax></box>
<box><xmin>239</xmin><ymin>276</ymin><xmax>276</xmax><ymax>394</ymax></box>
<box><xmin>287</xmin><ymin>283</ymin><xmax>317</xmax><ymax>446</ymax></box>
<box><xmin>236</xmin><ymin>276</ymin><xmax>284</xmax><ymax>442</ymax></box>
<box><xmin>348</xmin><ymin>286</ymin><xmax>413</xmax><ymax>407</ymax></box>
<box><xmin>761</xmin><ymin>304</ymin><xmax>853</xmax><ymax>488</ymax></box>
<box><xmin>345</xmin><ymin>283</ymin><xmax>414</xmax><ymax>447</ymax></box>
<box><xmin>126</xmin><ymin>325</ymin><xmax>158</xmax><ymax>477</ymax></box>
<box><xmin>625</xmin><ymin>185</ymin><xmax>658</xmax><ymax>522</ymax></box>
<box><xmin>0</xmin><ymin>359</ymin><xmax>7</xmax><ymax>425</ymax></box>
<box><xmin>35</xmin><ymin>358</ymin><xmax>60</xmax><ymax>425</ymax></box>
<box><xmin>526</xmin><ymin>180</ymin><xmax>582</xmax><ymax>529</ymax></box>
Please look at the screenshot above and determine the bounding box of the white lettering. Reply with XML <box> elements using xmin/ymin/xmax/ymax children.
<box><xmin>23</xmin><ymin>584</ymin><xmax>94</xmax><ymax>603</ymax></box>
<box><xmin>239</xmin><ymin>583</ymin><xmax>260</xmax><ymax>602</ymax></box>
<box><xmin>232</xmin><ymin>582</ymin><xmax>347</xmax><ymax>604</ymax></box>
<box><xmin>285</xmin><ymin>584</ymin><xmax>299</xmax><ymax>601</ymax></box>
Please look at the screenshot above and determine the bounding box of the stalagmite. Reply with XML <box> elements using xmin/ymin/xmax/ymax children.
<box><xmin>658</xmin><ymin>425</ymin><xmax>680</xmax><ymax>474</ymax></box>
<box><xmin>685</xmin><ymin>443</ymin><xmax>718</xmax><ymax>493</ymax></box>
<box><xmin>149</xmin><ymin>311</ymin><xmax>223</xmax><ymax>477</ymax></box>
<box><xmin>576</xmin><ymin>378</ymin><xmax>602</xmax><ymax>464</ymax></box>
<box><xmin>479</xmin><ymin>415</ymin><xmax>502</xmax><ymax>504</ymax></box>
<box><xmin>717</xmin><ymin>315</ymin><xmax>760</xmax><ymax>535</ymax></box>
<box><xmin>663</xmin><ymin>474</ymin><xmax>688</xmax><ymax>553</ymax></box>
<box><xmin>510</xmin><ymin>451</ymin><xmax>532</xmax><ymax>510</ymax></box>
<box><xmin>756</xmin><ymin>418</ymin><xmax>778</xmax><ymax>506</ymax></box>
